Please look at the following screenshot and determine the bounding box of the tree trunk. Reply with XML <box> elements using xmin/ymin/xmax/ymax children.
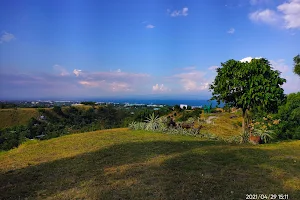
<box><xmin>242</xmin><ymin>109</ymin><xmax>246</xmax><ymax>134</ymax></box>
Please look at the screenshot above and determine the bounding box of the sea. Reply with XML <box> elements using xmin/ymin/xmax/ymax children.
<box><xmin>92</xmin><ymin>99</ymin><xmax>223</xmax><ymax>107</ymax></box>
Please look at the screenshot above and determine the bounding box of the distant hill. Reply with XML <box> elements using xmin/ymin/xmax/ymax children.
<box><xmin>0</xmin><ymin>108</ymin><xmax>40</xmax><ymax>129</ymax></box>
<box><xmin>0</xmin><ymin>128</ymin><xmax>299</xmax><ymax>199</ymax></box>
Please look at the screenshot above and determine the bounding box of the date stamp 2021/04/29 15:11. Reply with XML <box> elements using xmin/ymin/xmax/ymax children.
<box><xmin>246</xmin><ymin>194</ymin><xmax>289</xmax><ymax>199</ymax></box>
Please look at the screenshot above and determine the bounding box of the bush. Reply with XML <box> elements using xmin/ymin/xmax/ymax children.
<box><xmin>274</xmin><ymin>92</ymin><xmax>300</xmax><ymax>140</ymax></box>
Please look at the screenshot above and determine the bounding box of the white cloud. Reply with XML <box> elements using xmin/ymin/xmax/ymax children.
<box><xmin>240</xmin><ymin>56</ymin><xmax>262</xmax><ymax>63</ymax></box>
<box><xmin>249</xmin><ymin>0</ymin><xmax>300</xmax><ymax>29</ymax></box>
<box><xmin>146</xmin><ymin>24</ymin><xmax>155</xmax><ymax>29</ymax></box>
<box><xmin>249</xmin><ymin>9</ymin><xmax>281</xmax><ymax>25</ymax></box>
<box><xmin>169</xmin><ymin>7</ymin><xmax>189</xmax><ymax>17</ymax></box>
<box><xmin>78</xmin><ymin>80</ymin><xmax>132</xmax><ymax>92</ymax></box>
<box><xmin>0</xmin><ymin>31</ymin><xmax>15</xmax><ymax>44</ymax></box>
<box><xmin>75</xmin><ymin>70</ymin><xmax>150</xmax><ymax>93</ymax></box>
<box><xmin>270</xmin><ymin>59</ymin><xmax>289</xmax><ymax>73</ymax></box>
<box><xmin>110</xmin><ymin>82</ymin><xmax>132</xmax><ymax>92</ymax></box>
<box><xmin>182</xmin><ymin>7</ymin><xmax>188</xmax><ymax>16</ymax></box>
<box><xmin>227</xmin><ymin>28</ymin><xmax>235</xmax><ymax>34</ymax></box>
<box><xmin>208</xmin><ymin>66</ymin><xmax>218</xmax><ymax>71</ymax></box>
<box><xmin>152</xmin><ymin>84</ymin><xmax>169</xmax><ymax>92</ymax></box>
<box><xmin>277</xmin><ymin>0</ymin><xmax>300</xmax><ymax>29</ymax></box>
<box><xmin>173</xmin><ymin>68</ymin><xmax>210</xmax><ymax>91</ymax></box>
<box><xmin>73</xmin><ymin>69</ymin><xmax>82</xmax><ymax>77</ymax></box>
<box><xmin>282</xmin><ymin>74</ymin><xmax>300</xmax><ymax>93</ymax></box>
<box><xmin>79</xmin><ymin>80</ymin><xmax>105</xmax><ymax>87</ymax></box>
<box><xmin>53</xmin><ymin>65</ymin><xmax>70</xmax><ymax>76</ymax></box>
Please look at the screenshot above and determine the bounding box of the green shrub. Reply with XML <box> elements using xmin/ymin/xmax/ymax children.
<box><xmin>274</xmin><ymin>92</ymin><xmax>300</xmax><ymax>140</ymax></box>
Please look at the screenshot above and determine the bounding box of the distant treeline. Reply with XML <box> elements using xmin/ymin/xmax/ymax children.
<box><xmin>0</xmin><ymin>103</ymin><xmax>18</xmax><ymax>109</ymax></box>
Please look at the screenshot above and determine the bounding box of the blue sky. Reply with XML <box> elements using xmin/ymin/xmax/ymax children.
<box><xmin>0</xmin><ymin>0</ymin><xmax>299</xmax><ymax>100</ymax></box>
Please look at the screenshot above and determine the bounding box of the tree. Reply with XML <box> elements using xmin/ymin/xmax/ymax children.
<box><xmin>293</xmin><ymin>54</ymin><xmax>300</xmax><ymax>76</ymax></box>
<box><xmin>274</xmin><ymin>92</ymin><xmax>300</xmax><ymax>140</ymax></box>
<box><xmin>209</xmin><ymin>58</ymin><xmax>286</xmax><ymax>134</ymax></box>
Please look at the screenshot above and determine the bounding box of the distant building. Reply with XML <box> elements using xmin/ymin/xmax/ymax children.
<box><xmin>180</xmin><ymin>104</ymin><xmax>188</xmax><ymax>109</ymax></box>
<box><xmin>192</xmin><ymin>106</ymin><xmax>202</xmax><ymax>109</ymax></box>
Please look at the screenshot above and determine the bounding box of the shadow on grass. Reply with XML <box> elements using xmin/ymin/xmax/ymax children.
<box><xmin>0</xmin><ymin>140</ymin><xmax>299</xmax><ymax>200</ymax></box>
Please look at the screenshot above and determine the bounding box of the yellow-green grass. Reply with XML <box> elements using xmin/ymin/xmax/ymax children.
<box><xmin>200</xmin><ymin>112</ymin><xmax>243</xmax><ymax>138</ymax></box>
<box><xmin>0</xmin><ymin>128</ymin><xmax>299</xmax><ymax>199</ymax></box>
<box><xmin>0</xmin><ymin>108</ymin><xmax>40</xmax><ymax>129</ymax></box>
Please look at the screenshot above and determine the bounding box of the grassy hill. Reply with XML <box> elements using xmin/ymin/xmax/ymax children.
<box><xmin>0</xmin><ymin>108</ymin><xmax>40</xmax><ymax>129</ymax></box>
<box><xmin>0</xmin><ymin>128</ymin><xmax>299</xmax><ymax>199</ymax></box>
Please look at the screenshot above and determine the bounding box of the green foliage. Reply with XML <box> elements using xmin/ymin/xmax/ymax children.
<box><xmin>0</xmin><ymin>103</ymin><xmax>18</xmax><ymax>109</ymax></box>
<box><xmin>210</xmin><ymin>58</ymin><xmax>286</xmax><ymax>133</ymax></box>
<box><xmin>293</xmin><ymin>54</ymin><xmax>300</xmax><ymax>76</ymax></box>
<box><xmin>128</xmin><ymin>113</ymin><xmax>223</xmax><ymax>141</ymax></box>
<box><xmin>173</xmin><ymin>105</ymin><xmax>181</xmax><ymax>112</ymax></box>
<box><xmin>274</xmin><ymin>92</ymin><xmax>300</xmax><ymax>140</ymax></box>
<box><xmin>0</xmin><ymin>105</ymin><xmax>132</xmax><ymax>151</ymax></box>
<box><xmin>253</xmin><ymin>129</ymin><xmax>274</xmax><ymax>144</ymax></box>
<box><xmin>178</xmin><ymin>109</ymin><xmax>202</xmax><ymax>122</ymax></box>
<box><xmin>240</xmin><ymin>131</ymin><xmax>250</xmax><ymax>143</ymax></box>
<box><xmin>80</xmin><ymin>101</ymin><xmax>96</xmax><ymax>105</ymax></box>
<box><xmin>145</xmin><ymin>113</ymin><xmax>160</xmax><ymax>131</ymax></box>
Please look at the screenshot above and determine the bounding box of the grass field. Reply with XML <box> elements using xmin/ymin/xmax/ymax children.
<box><xmin>0</xmin><ymin>128</ymin><xmax>299</xmax><ymax>199</ymax></box>
<box><xmin>0</xmin><ymin>108</ymin><xmax>40</xmax><ymax>129</ymax></box>
<box><xmin>201</xmin><ymin>112</ymin><xmax>243</xmax><ymax>138</ymax></box>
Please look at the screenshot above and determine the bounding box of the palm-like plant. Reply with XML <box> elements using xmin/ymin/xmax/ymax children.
<box><xmin>145</xmin><ymin>113</ymin><xmax>160</xmax><ymax>131</ymax></box>
<box><xmin>253</xmin><ymin>129</ymin><xmax>274</xmax><ymax>143</ymax></box>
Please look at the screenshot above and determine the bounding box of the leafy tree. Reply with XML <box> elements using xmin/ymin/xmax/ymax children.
<box><xmin>210</xmin><ymin>58</ymin><xmax>286</xmax><ymax>134</ymax></box>
<box><xmin>274</xmin><ymin>92</ymin><xmax>300</xmax><ymax>140</ymax></box>
<box><xmin>174</xmin><ymin>105</ymin><xmax>181</xmax><ymax>111</ymax></box>
<box><xmin>293</xmin><ymin>54</ymin><xmax>300</xmax><ymax>76</ymax></box>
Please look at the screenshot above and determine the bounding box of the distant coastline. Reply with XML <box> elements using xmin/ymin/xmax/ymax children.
<box><xmin>91</xmin><ymin>99</ymin><xmax>222</xmax><ymax>107</ymax></box>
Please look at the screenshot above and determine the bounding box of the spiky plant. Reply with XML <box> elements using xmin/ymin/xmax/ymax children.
<box><xmin>240</xmin><ymin>131</ymin><xmax>250</xmax><ymax>143</ymax></box>
<box><xmin>129</xmin><ymin>121</ymin><xmax>137</xmax><ymax>130</ymax></box>
<box><xmin>145</xmin><ymin>113</ymin><xmax>160</xmax><ymax>131</ymax></box>
<box><xmin>253</xmin><ymin>129</ymin><xmax>274</xmax><ymax>143</ymax></box>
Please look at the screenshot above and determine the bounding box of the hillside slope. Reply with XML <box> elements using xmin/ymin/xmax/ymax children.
<box><xmin>0</xmin><ymin>108</ymin><xmax>39</xmax><ymax>129</ymax></box>
<box><xmin>0</xmin><ymin>128</ymin><xmax>299</xmax><ymax>199</ymax></box>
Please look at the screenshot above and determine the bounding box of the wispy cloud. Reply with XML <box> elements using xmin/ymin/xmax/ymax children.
<box><xmin>74</xmin><ymin>69</ymin><xmax>150</xmax><ymax>92</ymax></box>
<box><xmin>152</xmin><ymin>84</ymin><xmax>170</xmax><ymax>92</ymax></box>
<box><xmin>73</xmin><ymin>69</ymin><xmax>82</xmax><ymax>77</ymax></box>
<box><xmin>172</xmin><ymin>67</ymin><xmax>210</xmax><ymax>91</ymax></box>
<box><xmin>0</xmin><ymin>31</ymin><xmax>15</xmax><ymax>44</ymax></box>
<box><xmin>53</xmin><ymin>65</ymin><xmax>70</xmax><ymax>76</ymax></box>
<box><xmin>0</xmin><ymin>68</ymin><xmax>151</xmax><ymax>99</ymax></box>
<box><xmin>249</xmin><ymin>0</ymin><xmax>300</xmax><ymax>29</ymax></box>
<box><xmin>208</xmin><ymin>66</ymin><xmax>218</xmax><ymax>71</ymax></box>
<box><xmin>270</xmin><ymin>59</ymin><xmax>289</xmax><ymax>73</ymax></box>
<box><xmin>277</xmin><ymin>0</ymin><xmax>300</xmax><ymax>29</ymax></box>
<box><xmin>227</xmin><ymin>28</ymin><xmax>235</xmax><ymax>34</ymax></box>
<box><xmin>146</xmin><ymin>24</ymin><xmax>155</xmax><ymax>29</ymax></box>
<box><xmin>168</xmin><ymin>7</ymin><xmax>189</xmax><ymax>17</ymax></box>
<box><xmin>249</xmin><ymin>9</ymin><xmax>281</xmax><ymax>25</ymax></box>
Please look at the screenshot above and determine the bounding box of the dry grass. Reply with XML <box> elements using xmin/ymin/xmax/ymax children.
<box><xmin>200</xmin><ymin>112</ymin><xmax>243</xmax><ymax>138</ymax></box>
<box><xmin>0</xmin><ymin>128</ymin><xmax>299</xmax><ymax>199</ymax></box>
<box><xmin>0</xmin><ymin>108</ymin><xmax>40</xmax><ymax>129</ymax></box>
